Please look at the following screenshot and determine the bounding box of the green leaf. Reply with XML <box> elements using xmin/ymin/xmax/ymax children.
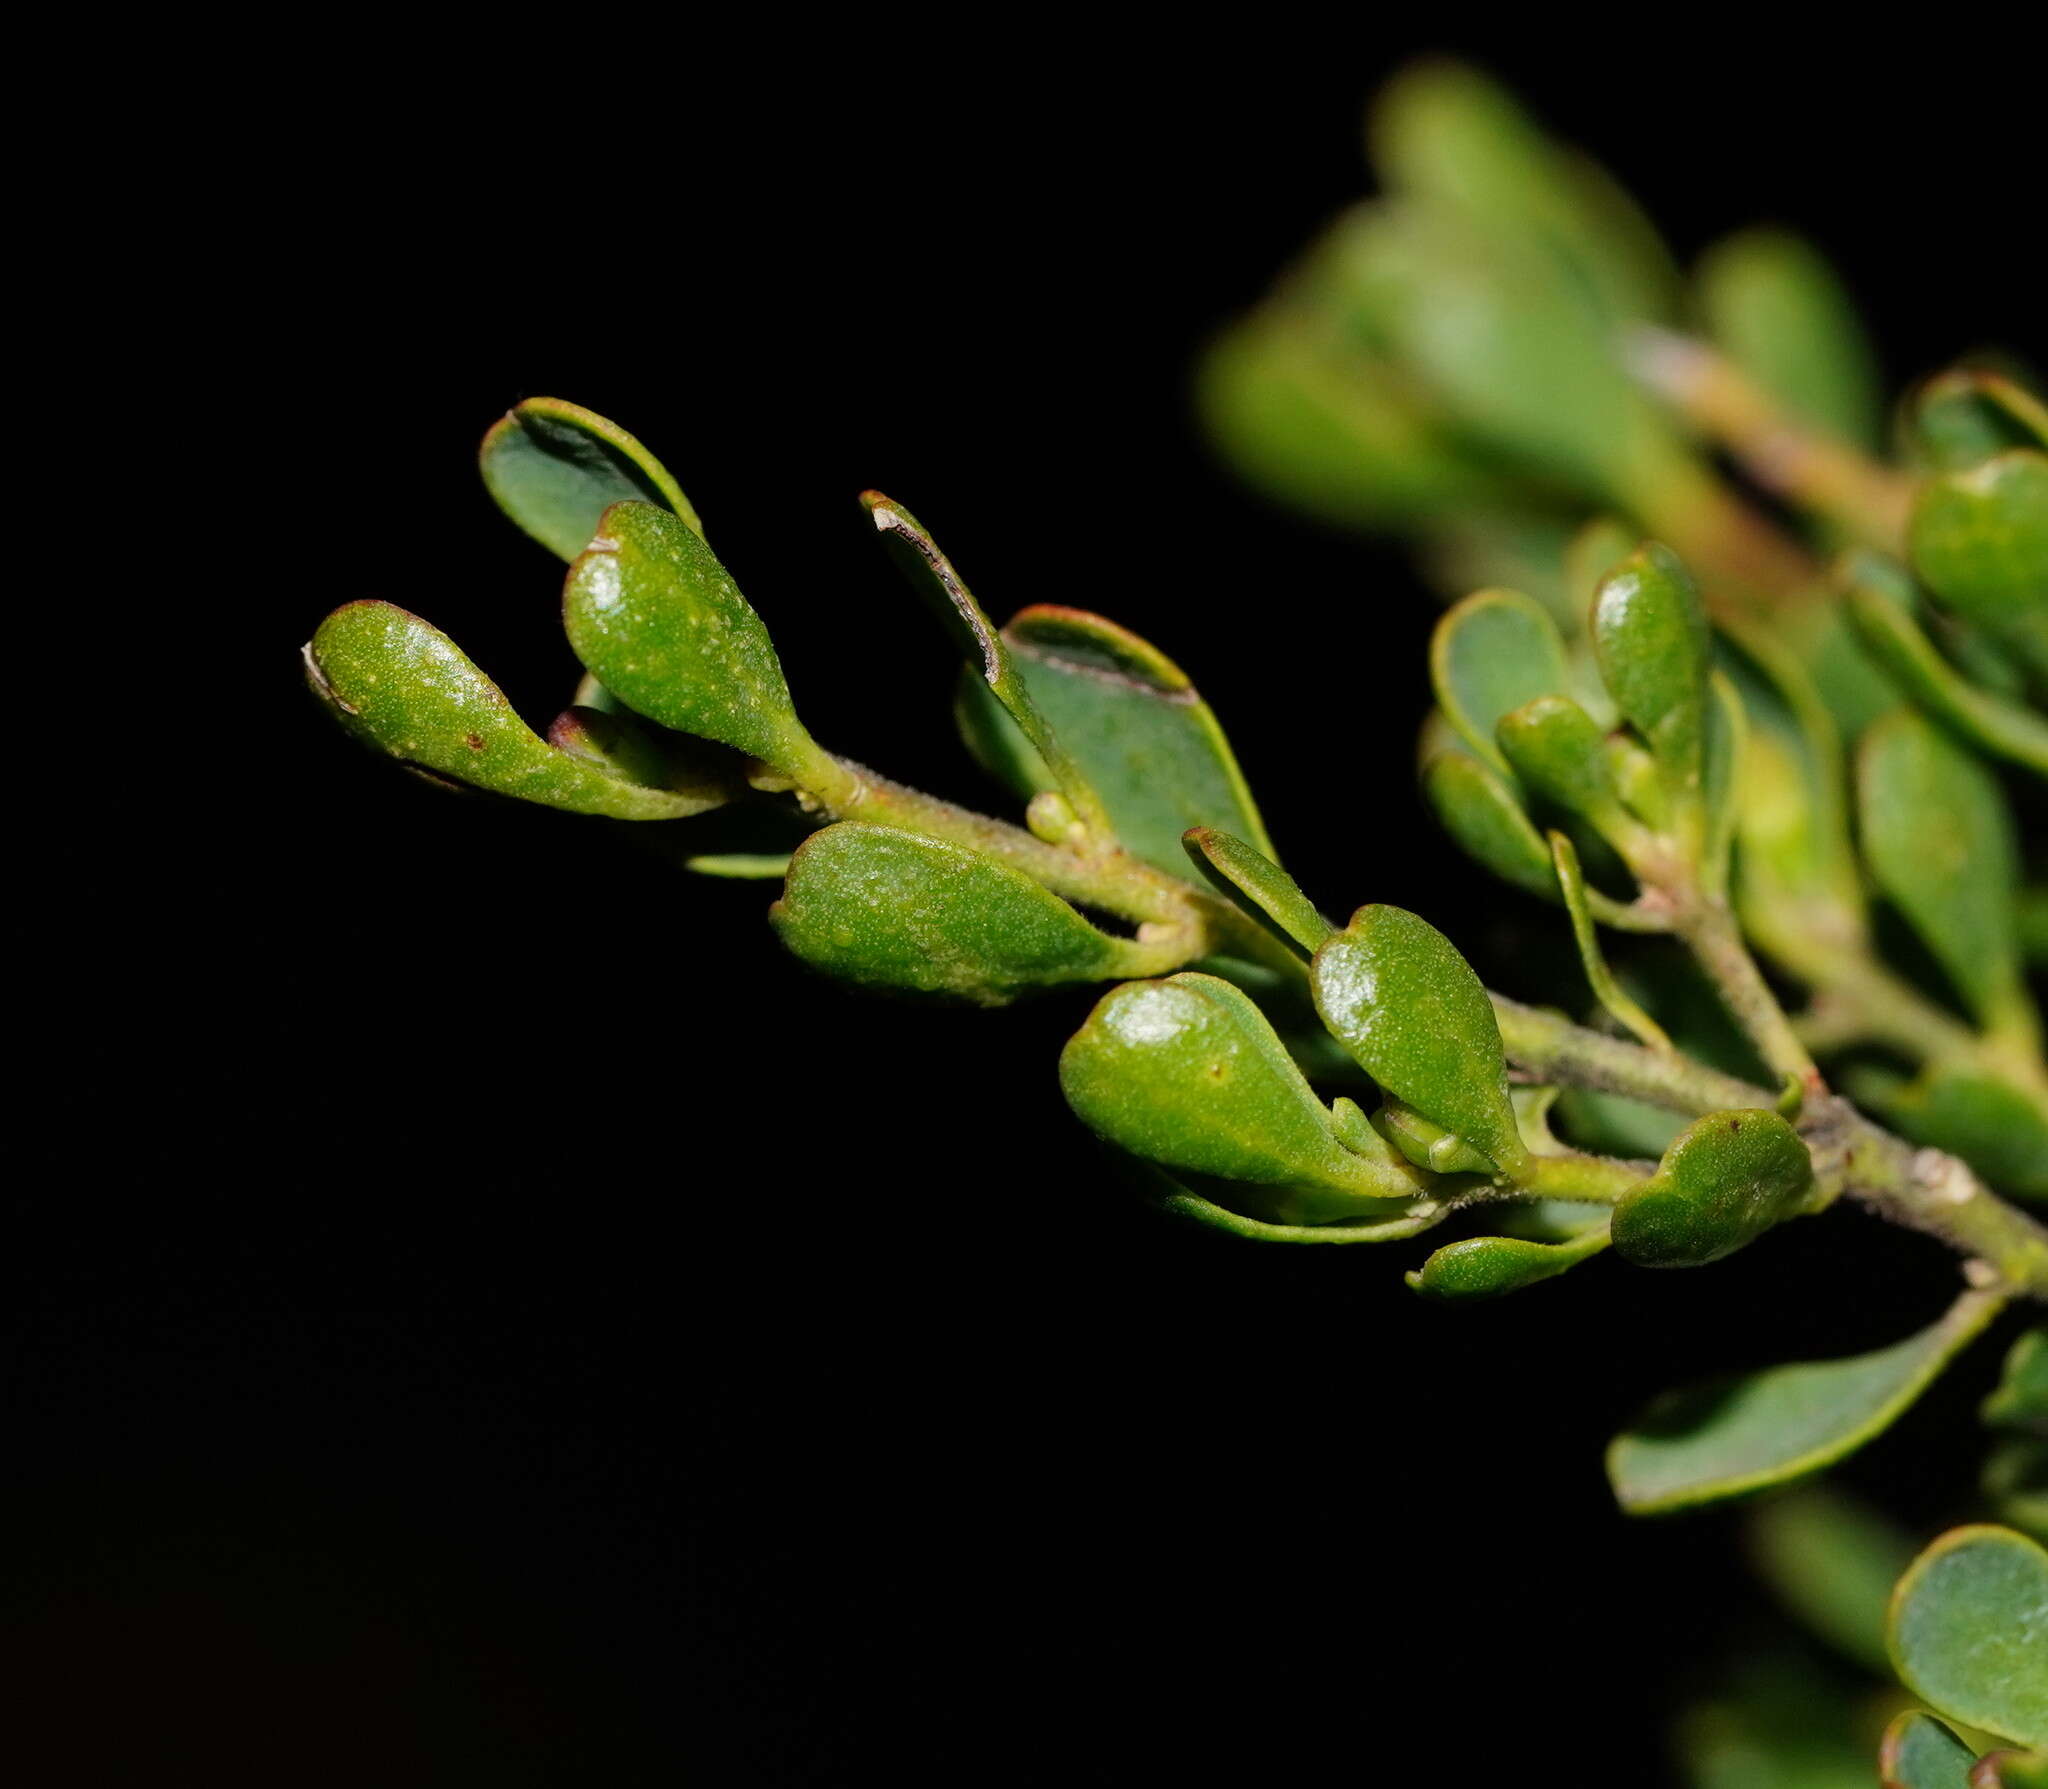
<box><xmin>952</xmin><ymin>606</ymin><xmax>1275</xmax><ymax>879</ymax></box>
<box><xmin>1181</xmin><ymin>828</ymin><xmax>1332</xmax><ymax>958</ymax></box>
<box><xmin>1422</xmin><ymin>747</ymin><xmax>1558</xmax><ymax>899</ymax></box>
<box><xmin>1867</xmin><ymin>1068</ymin><xmax>2048</xmax><ymax>1203</ymax></box>
<box><xmin>1858</xmin><ymin>706</ymin><xmax>2027</xmax><ymax>1032</ymax></box>
<box><xmin>1430</xmin><ymin>586</ymin><xmax>1573</xmax><ymax>773</ymax></box>
<box><xmin>1591</xmin><ymin>542</ymin><xmax>1710</xmax><ymax>804</ymax></box>
<box><xmin>1405</xmin><ymin>1223</ymin><xmax>1608</xmax><ymax>1300</ymax></box>
<box><xmin>1909</xmin><ymin>369</ymin><xmax>2048</xmax><ymax>473</ymax></box>
<box><xmin>1311</xmin><ymin>904</ymin><xmax>1530</xmax><ymax>1177</ymax></box>
<box><xmin>1496</xmin><ymin>693</ymin><xmax>1635</xmax><ymax>840</ymax></box>
<box><xmin>769</xmin><ymin>823</ymin><xmax>1145</xmax><ymax>1006</ymax></box>
<box><xmin>1984</xmin><ymin>1439</ymin><xmax>2048</xmax><ymax>1544</ymax></box>
<box><xmin>1985</xmin><ymin>1330</ymin><xmax>2048</xmax><ymax>1436</ymax></box>
<box><xmin>303</xmin><ymin>601</ymin><xmax>725</xmax><ymax>820</ymax></box>
<box><xmin>479</xmin><ymin>397</ymin><xmax>699</xmax><ymax>558</ymax></box>
<box><xmin>1611</xmin><ymin>1108</ymin><xmax>1813</xmax><ymax>1268</ymax></box>
<box><xmin>1695</xmin><ymin>228</ymin><xmax>1882</xmax><ymax>447</ymax></box>
<box><xmin>1194</xmin><ymin>297</ymin><xmax>1502</xmax><ymax>528</ymax></box>
<box><xmin>1879</xmin><ymin>1711</ymin><xmax>1978</xmax><ymax>1789</ymax></box>
<box><xmin>1607</xmin><ymin>1286</ymin><xmax>2005</xmax><ymax>1514</ymax></box>
<box><xmin>1370</xmin><ymin>59</ymin><xmax>1677</xmax><ymax>326</ymax></box>
<box><xmin>861</xmin><ymin>497</ymin><xmax>1113</xmax><ymax>839</ymax></box>
<box><xmin>1060</xmin><ymin>973</ymin><xmax>1431</xmax><ymax>1225</ymax></box>
<box><xmin>1134</xmin><ymin>1167</ymin><xmax>1441</xmax><ymax>1245</ymax></box>
<box><xmin>1889</xmin><ymin>1525</ymin><xmax>2048</xmax><ymax>1747</ymax></box>
<box><xmin>1550</xmin><ymin>830</ymin><xmax>1672</xmax><ymax>1050</ymax></box>
<box><xmin>1842</xmin><ymin>556</ymin><xmax>2048</xmax><ymax>779</ymax></box>
<box><xmin>563</xmin><ymin>501</ymin><xmax>825</xmax><ymax>781</ymax></box>
<box><xmin>684</xmin><ymin>853</ymin><xmax>792</xmax><ymax>879</ymax></box>
<box><xmin>1910</xmin><ymin>452</ymin><xmax>2048</xmax><ymax>679</ymax></box>
<box><xmin>1970</xmin><ymin>1747</ymin><xmax>2048</xmax><ymax>1788</ymax></box>
<box><xmin>1747</xmin><ymin>1484</ymin><xmax>1916</xmax><ymax>1674</ymax></box>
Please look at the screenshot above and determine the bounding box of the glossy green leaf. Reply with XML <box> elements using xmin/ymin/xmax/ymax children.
<box><xmin>1312</xmin><ymin>905</ymin><xmax>1530</xmax><ymax>1178</ymax></box>
<box><xmin>769</xmin><ymin>823</ymin><xmax>1142</xmax><ymax>1006</ymax></box>
<box><xmin>1747</xmin><ymin>1484</ymin><xmax>1915</xmax><ymax>1675</ymax></box>
<box><xmin>861</xmin><ymin>497</ymin><xmax>1112</xmax><ymax>838</ymax></box>
<box><xmin>304</xmin><ymin>601</ymin><xmax>723</xmax><ymax>820</ymax></box>
<box><xmin>1910</xmin><ymin>453</ymin><xmax>2048</xmax><ymax>678</ymax></box>
<box><xmin>1566</xmin><ymin>516</ymin><xmax>1640</xmax><ymax>615</ymax></box>
<box><xmin>1061</xmin><ymin>973</ymin><xmax>1430</xmax><ymax>1225</ymax></box>
<box><xmin>1406</xmin><ymin>1223</ymin><xmax>1608</xmax><ymax>1300</ymax></box>
<box><xmin>1843</xmin><ymin>557</ymin><xmax>2048</xmax><ymax>778</ymax></box>
<box><xmin>1551</xmin><ymin>831</ymin><xmax>1671</xmax><ymax>1050</ymax></box>
<box><xmin>1889</xmin><ymin>1525</ymin><xmax>2048</xmax><ymax>1746</ymax></box>
<box><xmin>479</xmin><ymin>397</ymin><xmax>699</xmax><ymax>558</ymax></box>
<box><xmin>1182</xmin><ymin>828</ymin><xmax>1333</xmax><ymax>958</ymax></box>
<box><xmin>1591</xmin><ymin>542</ymin><xmax>1710</xmax><ymax>803</ymax></box>
<box><xmin>1430</xmin><ymin>587</ymin><xmax>1572</xmax><ymax>773</ymax></box>
<box><xmin>1880</xmin><ymin>1711</ymin><xmax>1978</xmax><ymax>1789</ymax></box>
<box><xmin>1611</xmin><ymin>1108</ymin><xmax>1813</xmax><ymax>1268</ymax></box>
<box><xmin>953</xmin><ymin>606</ymin><xmax>1276</xmax><ymax>879</ymax></box>
<box><xmin>1496</xmin><ymin>693</ymin><xmax>1634</xmax><ymax>840</ymax></box>
<box><xmin>1858</xmin><ymin>707</ymin><xmax>2027</xmax><ymax>1032</ymax></box>
<box><xmin>1910</xmin><ymin>369</ymin><xmax>2048</xmax><ymax>473</ymax></box>
<box><xmin>1608</xmin><ymin>1286</ymin><xmax>2005</xmax><ymax>1514</ymax></box>
<box><xmin>1986</xmin><ymin>1330</ymin><xmax>2048</xmax><ymax>1436</ymax></box>
<box><xmin>563</xmin><ymin>501</ymin><xmax>825</xmax><ymax>781</ymax></box>
<box><xmin>1970</xmin><ymin>1748</ymin><xmax>2048</xmax><ymax>1789</ymax></box>
<box><xmin>1422</xmin><ymin>748</ymin><xmax>1558</xmax><ymax>899</ymax></box>
<box><xmin>1696</xmin><ymin>228</ymin><xmax>1881</xmax><ymax>447</ymax></box>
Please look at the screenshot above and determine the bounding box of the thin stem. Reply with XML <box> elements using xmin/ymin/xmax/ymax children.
<box><xmin>1492</xmin><ymin>995</ymin><xmax>2048</xmax><ymax>1297</ymax></box>
<box><xmin>1628</xmin><ymin>326</ymin><xmax>1916</xmax><ymax>552</ymax></box>
<box><xmin>1677</xmin><ymin>898</ymin><xmax>1823</xmax><ymax>1091</ymax></box>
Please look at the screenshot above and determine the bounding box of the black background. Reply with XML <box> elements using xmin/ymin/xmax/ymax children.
<box><xmin>18</xmin><ymin>27</ymin><xmax>2040</xmax><ymax>1786</ymax></box>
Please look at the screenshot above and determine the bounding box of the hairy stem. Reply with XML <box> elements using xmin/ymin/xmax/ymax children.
<box><xmin>1677</xmin><ymin>898</ymin><xmax>1823</xmax><ymax>1091</ymax></box>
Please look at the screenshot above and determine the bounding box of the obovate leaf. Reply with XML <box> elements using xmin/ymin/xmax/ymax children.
<box><xmin>769</xmin><ymin>823</ymin><xmax>1147</xmax><ymax>1006</ymax></box>
<box><xmin>1429</xmin><ymin>587</ymin><xmax>1572</xmax><ymax>773</ymax></box>
<box><xmin>1591</xmin><ymin>542</ymin><xmax>1710</xmax><ymax>806</ymax></box>
<box><xmin>1858</xmin><ymin>706</ymin><xmax>2028</xmax><ymax>1034</ymax></box>
<box><xmin>563</xmin><ymin>501</ymin><xmax>827</xmax><ymax>782</ymax></box>
<box><xmin>956</xmin><ymin>606</ymin><xmax>1274</xmax><ymax>879</ymax></box>
<box><xmin>1909</xmin><ymin>369</ymin><xmax>2048</xmax><ymax>473</ymax></box>
<box><xmin>1880</xmin><ymin>1711</ymin><xmax>1978</xmax><ymax>1789</ymax></box>
<box><xmin>1607</xmin><ymin>1286</ymin><xmax>2006</xmax><ymax>1514</ymax></box>
<box><xmin>1842</xmin><ymin>555</ymin><xmax>2048</xmax><ymax>778</ymax></box>
<box><xmin>1910</xmin><ymin>452</ymin><xmax>2048</xmax><ymax>679</ymax></box>
<box><xmin>1422</xmin><ymin>747</ymin><xmax>1558</xmax><ymax>899</ymax></box>
<box><xmin>1747</xmin><ymin>1484</ymin><xmax>1915</xmax><ymax>1675</ymax></box>
<box><xmin>1496</xmin><ymin>693</ymin><xmax>1636</xmax><ymax>842</ymax></box>
<box><xmin>1610</xmin><ymin>1108</ymin><xmax>1813</xmax><ymax>1268</ymax></box>
<box><xmin>1060</xmin><ymin>973</ymin><xmax>1429</xmax><ymax>1225</ymax></box>
<box><xmin>1312</xmin><ymin>905</ymin><xmax>1530</xmax><ymax>1178</ymax></box>
<box><xmin>1888</xmin><ymin>1525</ymin><xmax>2048</xmax><ymax>1747</ymax></box>
<box><xmin>1695</xmin><ymin>228</ymin><xmax>1882</xmax><ymax>448</ymax></box>
<box><xmin>480</xmin><ymin>397</ymin><xmax>700</xmax><ymax>558</ymax></box>
<box><xmin>304</xmin><ymin>601</ymin><xmax>725</xmax><ymax>820</ymax></box>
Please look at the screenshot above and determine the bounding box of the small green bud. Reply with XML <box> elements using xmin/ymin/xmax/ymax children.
<box><xmin>1060</xmin><ymin>973</ymin><xmax>1428</xmax><ymax>1225</ymax></box>
<box><xmin>1611</xmin><ymin>1108</ymin><xmax>1814</xmax><ymax>1268</ymax></box>
<box><xmin>1496</xmin><ymin>693</ymin><xmax>1631</xmax><ymax>838</ymax></box>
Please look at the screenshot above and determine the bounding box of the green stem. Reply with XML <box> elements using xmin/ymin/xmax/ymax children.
<box><xmin>1677</xmin><ymin>899</ymin><xmax>1823</xmax><ymax>1091</ymax></box>
<box><xmin>1493</xmin><ymin>995</ymin><xmax>2048</xmax><ymax>1297</ymax></box>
